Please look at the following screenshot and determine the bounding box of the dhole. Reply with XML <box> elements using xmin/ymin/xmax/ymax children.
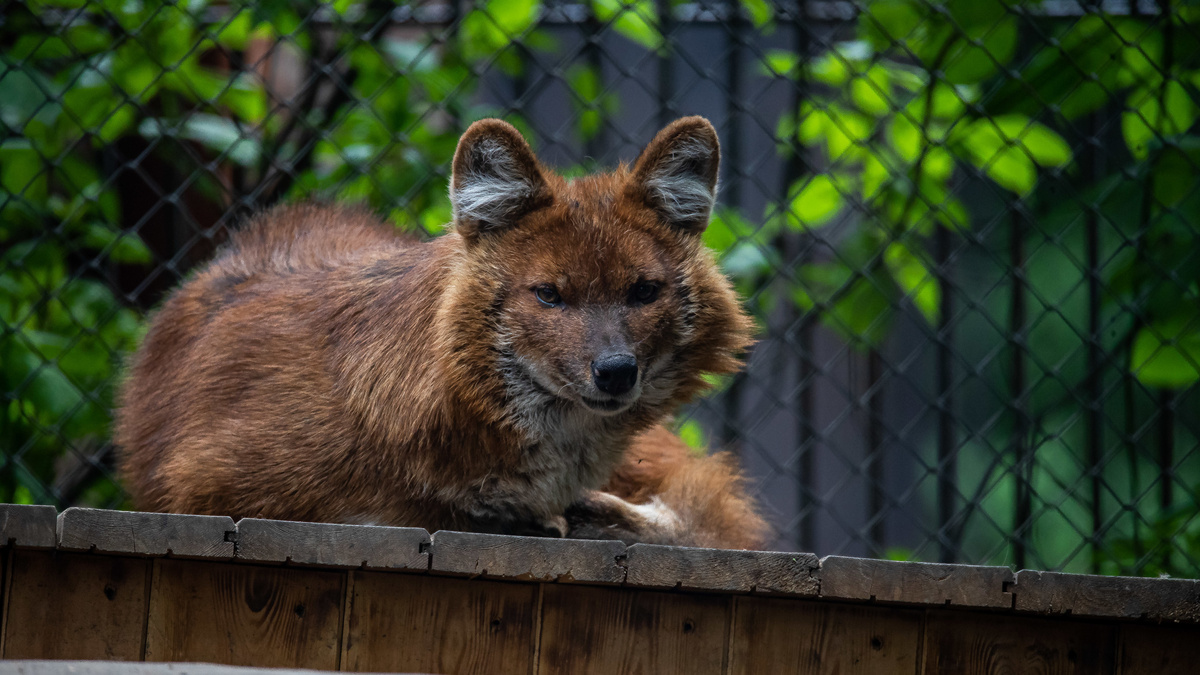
<box><xmin>116</xmin><ymin>117</ymin><xmax>767</xmax><ymax>548</ymax></box>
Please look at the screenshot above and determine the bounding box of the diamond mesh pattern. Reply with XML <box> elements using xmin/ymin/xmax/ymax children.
<box><xmin>3</xmin><ymin>0</ymin><xmax>1198</xmax><ymax>577</ymax></box>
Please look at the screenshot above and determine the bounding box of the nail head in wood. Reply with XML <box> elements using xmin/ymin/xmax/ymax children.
<box><xmin>235</xmin><ymin>518</ymin><xmax>430</xmax><ymax>570</ymax></box>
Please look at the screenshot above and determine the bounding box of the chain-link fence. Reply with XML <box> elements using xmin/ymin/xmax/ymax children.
<box><xmin>3</xmin><ymin>0</ymin><xmax>1199</xmax><ymax>576</ymax></box>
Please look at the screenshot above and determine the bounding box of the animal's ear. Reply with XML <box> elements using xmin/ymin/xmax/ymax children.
<box><xmin>628</xmin><ymin>116</ymin><xmax>720</xmax><ymax>234</ymax></box>
<box><xmin>450</xmin><ymin>119</ymin><xmax>551</xmax><ymax>241</ymax></box>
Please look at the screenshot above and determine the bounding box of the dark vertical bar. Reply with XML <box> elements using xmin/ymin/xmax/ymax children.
<box><xmin>785</xmin><ymin>1</ymin><xmax>816</xmax><ymax>553</ymax></box>
<box><xmin>724</xmin><ymin>0</ymin><xmax>744</xmax><ymax>210</ymax></box>
<box><xmin>935</xmin><ymin>225</ymin><xmax>956</xmax><ymax>563</ymax></box>
<box><xmin>1159</xmin><ymin>390</ymin><xmax>1174</xmax><ymax>513</ymax></box>
<box><xmin>1085</xmin><ymin>110</ymin><xmax>1104</xmax><ymax>574</ymax></box>
<box><xmin>1155</xmin><ymin>0</ymin><xmax>1176</xmax><ymax>571</ymax></box>
<box><xmin>443</xmin><ymin>0</ymin><xmax>464</xmax><ymax>131</ymax></box>
<box><xmin>1010</xmin><ymin>209</ymin><xmax>1031</xmax><ymax>571</ymax></box>
<box><xmin>1082</xmin><ymin>0</ymin><xmax>1106</xmax><ymax>579</ymax></box>
<box><xmin>720</xmin><ymin>0</ymin><xmax>746</xmax><ymax>450</ymax></box>
<box><xmin>867</xmin><ymin>349</ymin><xmax>886</xmax><ymax>555</ymax></box>
<box><xmin>655</xmin><ymin>0</ymin><xmax>673</xmax><ymax>129</ymax></box>
<box><xmin>584</xmin><ymin>9</ymin><xmax>606</xmax><ymax>163</ymax></box>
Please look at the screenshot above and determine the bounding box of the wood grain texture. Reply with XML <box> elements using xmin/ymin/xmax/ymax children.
<box><xmin>538</xmin><ymin>584</ymin><xmax>730</xmax><ymax>675</ymax></box>
<box><xmin>343</xmin><ymin>572</ymin><xmax>536</xmax><ymax>675</ymax></box>
<box><xmin>3</xmin><ymin>550</ymin><xmax>150</xmax><ymax>660</ymax></box>
<box><xmin>624</xmin><ymin>544</ymin><xmax>818</xmax><ymax>594</ymax></box>
<box><xmin>924</xmin><ymin>611</ymin><xmax>1116</xmax><ymax>675</ymax></box>
<box><xmin>820</xmin><ymin>556</ymin><xmax>1014</xmax><ymax>608</ymax></box>
<box><xmin>429</xmin><ymin>530</ymin><xmax>625</xmax><ymax>583</ymax></box>
<box><xmin>0</xmin><ymin>505</ymin><xmax>57</xmax><ymax>548</ymax></box>
<box><xmin>145</xmin><ymin>559</ymin><xmax>344</xmax><ymax>668</ymax></box>
<box><xmin>0</xmin><ymin>662</ymin><xmax>434</xmax><ymax>675</ymax></box>
<box><xmin>235</xmin><ymin>519</ymin><xmax>429</xmax><ymax>570</ymax></box>
<box><xmin>1013</xmin><ymin>570</ymin><xmax>1200</xmax><ymax>622</ymax></box>
<box><xmin>58</xmin><ymin>509</ymin><xmax>235</xmax><ymax>559</ymax></box>
<box><xmin>729</xmin><ymin>596</ymin><xmax>921</xmax><ymax>675</ymax></box>
<box><xmin>1118</xmin><ymin>624</ymin><xmax>1200</xmax><ymax>675</ymax></box>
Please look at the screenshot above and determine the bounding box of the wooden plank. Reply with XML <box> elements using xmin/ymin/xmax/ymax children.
<box><xmin>923</xmin><ymin>611</ymin><xmax>1116</xmax><ymax>675</ymax></box>
<box><xmin>1013</xmin><ymin>570</ymin><xmax>1200</xmax><ymax>623</ymax></box>
<box><xmin>1118</xmin><ymin>624</ymin><xmax>1200</xmax><ymax>675</ymax></box>
<box><xmin>538</xmin><ymin>584</ymin><xmax>730</xmax><ymax>675</ymax></box>
<box><xmin>145</xmin><ymin>559</ymin><xmax>344</xmax><ymax>668</ymax></box>
<box><xmin>729</xmin><ymin>596</ymin><xmax>921</xmax><ymax>675</ymax></box>
<box><xmin>343</xmin><ymin>572</ymin><xmax>536</xmax><ymax>675</ymax></box>
<box><xmin>624</xmin><ymin>543</ymin><xmax>818</xmax><ymax>594</ymax></box>
<box><xmin>3</xmin><ymin>550</ymin><xmax>150</xmax><ymax>660</ymax></box>
<box><xmin>235</xmin><ymin>519</ymin><xmax>429</xmax><ymax>571</ymax></box>
<box><xmin>0</xmin><ymin>505</ymin><xmax>57</xmax><ymax>548</ymax></box>
<box><xmin>429</xmin><ymin>530</ymin><xmax>625</xmax><ymax>583</ymax></box>
<box><xmin>820</xmin><ymin>556</ymin><xmax>1014</xmax><ymax>608</ymax></box>
<box><xmin>0</xmin><ymin>662</ymin><xmax>435</xmax><ymax>675</ymax></box>
<box><xmin>58</xmin><ymin>508</ymin><xmax>235</xmax><ymax>559</ymax></box>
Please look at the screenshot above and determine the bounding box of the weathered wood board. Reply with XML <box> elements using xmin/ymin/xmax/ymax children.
<box><xmin>923</xmin><ymin>611</ymin><xmax>1117</xmax><ymax>675</ymax></box>
<box><xmin>144</xmin><ymin>560</ymin><xmax>344</xmax><ymax>668</ymax></box>
<box><xmin>2</xmin><ymin>508</ymin><xmax>1198</xmax><ymax>675</ymax></box>
<box><xmin>729</xmin><ymin>597</ymin><xmax>922</xmax><ymax>675</ymax></box>
<box><xmin>342</xmin><ymin>572</ymin><xmax>536</xmax><ymax>675</ymax></box>
<box><xmin>538</xmin><ymin>584</ymin><xmax>731</xmax><ymax>675</ymax></box>
<box><xmin>3</xmin><ymin>551</ymin><xmax>150</xmax><ymax>660</ymax></box>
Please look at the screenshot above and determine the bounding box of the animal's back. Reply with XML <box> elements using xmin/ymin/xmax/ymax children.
<box><xmin>115</xmin><ymin>204</ymin><xmax>431</xmax><ymax>519</ymax></box>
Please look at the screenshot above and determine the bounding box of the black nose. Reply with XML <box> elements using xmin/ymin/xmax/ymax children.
<box><xmin>591</xmin><ymin>353</ymin><xmax>639</xmax><ymax>396</ymax></box>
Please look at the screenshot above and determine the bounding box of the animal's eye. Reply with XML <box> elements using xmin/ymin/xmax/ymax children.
<box><xmin>632</xmin><ymin>281</ymin><xmax>660</xmax><ymax>304</ymax></box>
<box><xmin>534</xmin><ymin>285</ymin><xmax>562</xmax><ymax>307</ymax></box>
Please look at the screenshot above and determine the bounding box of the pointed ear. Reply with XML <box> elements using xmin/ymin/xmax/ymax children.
<box><xmin>628</xmin><ymin>116</ymin><xmax>720</xmax><ymax>234</ymax></box>
<box><xmin>450</xmin><ymin>119</ymin><xmax>551</xmax><ymax>241</ymax></box>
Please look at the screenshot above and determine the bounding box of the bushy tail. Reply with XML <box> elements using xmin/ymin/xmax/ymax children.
<box><xmin>567</xmin><ymin>425</ymin><xmax>769</xmax><ymax>550</ymax></box>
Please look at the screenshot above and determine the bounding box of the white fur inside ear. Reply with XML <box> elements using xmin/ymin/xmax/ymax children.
<box><xmin>644</xmin><ymin>137</ymin><xmax>717</xmax><ymax>225</ymax></box>
<box><xmin>451</xmin><ymin>138</ymin><xmax>535</xmax><ymax>227</ymax></box>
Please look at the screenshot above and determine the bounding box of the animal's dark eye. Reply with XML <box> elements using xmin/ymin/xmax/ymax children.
<box><xmin>534</xmin><ymin>285</ymin><xmax>562</xmax><ymax>307</ymax></box>
<box><xmin>632</xmin><ymin>281</ymin><xmax>660</xmax><ymax>304</ymax></box>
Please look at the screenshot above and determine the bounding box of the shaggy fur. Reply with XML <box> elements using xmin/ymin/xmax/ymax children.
<box><xmin>116</xmin><ymin>117</ymin><xmax>765</xmax><ymax>547</ymax></box>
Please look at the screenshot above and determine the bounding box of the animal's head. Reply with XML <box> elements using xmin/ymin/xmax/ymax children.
<box><xmin>442</xmin><ymin>117</ymin><xmax>754</xmax><ymax>423</ymax></box>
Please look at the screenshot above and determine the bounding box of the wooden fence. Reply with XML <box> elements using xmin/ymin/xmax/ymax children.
<box><xmin>0</xmin><ymin>505</ymin><xmax>1196</xmax><ymax>674</ymax></box>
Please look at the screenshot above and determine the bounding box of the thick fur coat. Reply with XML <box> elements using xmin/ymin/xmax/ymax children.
<box><xmin>116</xmin><ymin>117</ymin><xmax>766</xmax><ymax>547</ymax></box>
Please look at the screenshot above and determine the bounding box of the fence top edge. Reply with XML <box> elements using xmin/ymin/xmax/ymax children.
<box><xmin>0</xmin><ymin>661</ymin><xmax>435</xmax><ymax>675</ymax></box>
<box><xmin>3</xmin><ymin>505</ymin><xmax>1198</xmax><ymax>622</ymax></box>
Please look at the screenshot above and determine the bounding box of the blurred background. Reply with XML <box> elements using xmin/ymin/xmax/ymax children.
<box><xmin>2</xmin><ymin>0</ymin><xmax>1199</xmax><ymax>576</ymax></box>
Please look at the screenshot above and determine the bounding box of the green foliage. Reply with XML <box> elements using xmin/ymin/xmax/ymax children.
<box><xmin>0</xmin><ymin>0</ymin><xmax>548</xmax><ymax>504</ymax></box>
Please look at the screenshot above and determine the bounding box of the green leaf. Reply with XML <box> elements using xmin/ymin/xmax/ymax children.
<box><xmin>592</xmin><ymin>0</ymin><xmax>662</xmax><ymax>51</ymax></box>
<box><xmin>828</xmin><ymin>277</ymin><xmax>894</xmax><ymax>349</ymax></box>
<box><xmin>850</xmin><ymin>65</ymin><xmax>892</xmax><ymax>116</ymax></box>
<box><xmin>798</xmin><ymin>103</ymin><xmax>872</xmax><ymax>162</ymax></box>
<box><xmin>788</xmin><ymin>175</ymin><xmax>844</xmax><ymax>230</ymax></box>
<box><xmin>951</xmin><ymin>116</ymin><xmax>1069</xmax><ymax>195</ymax></box>
<box><xmin>739</xmin><ymin>0</ymin><xmax>773</xmax><ymax>29</ymax></box>
<box><xmin>1152</xmin><ymin>146</ymin><xmax>1196</xmax><ymax>208</ymax></box>
<box><xmin>1131</xmin><ymin>313</ymin><xmax>1200</xmax><ymax>388</ymax></box>
<box><xmin>1123</xmin><ymin>80</ymin><xmax>1199</xmax><ymax>159</ymax></box>
<box><xmin>941</xmin><ymin>16</ymin><xmax>1017</xmax><ymax>85</ymax></box>
<box><xmin>677</xmin><ymin>420</ymin><xmax>708</xmax><ymax>454</ymax></box>
<box><xmin>81</xmin><ymin>223</ymin><xmax>153</xmax><ymax>265</ymax></box>
<box><xmin>763</xmin><ymin>50</ymin><xmax>800</xmax><ymax>78</ymax></box>
<box><xmin>0</xmin><ymin>140</ymin><xmax>48</xmax><ymax>205</ymax></box>
<box><xmin>885</xmin><ymin>242</ymin><xmax>940</xmax><ymax>322</ymax></box>
<box><xmin>138</xmin><ymin>115</ymin><xmax>261</xmax><ymax>166</ymax></box>
<box><xmin>860</xmin><ymin>0</ymin><xmax>923</xmax><ymax>53</ymax></box>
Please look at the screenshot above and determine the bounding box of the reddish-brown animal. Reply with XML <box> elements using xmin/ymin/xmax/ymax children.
<box><xmin>116</xmin><ymin>117</ymin><xmax>766</xmax><ymax>548</ymax></box>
